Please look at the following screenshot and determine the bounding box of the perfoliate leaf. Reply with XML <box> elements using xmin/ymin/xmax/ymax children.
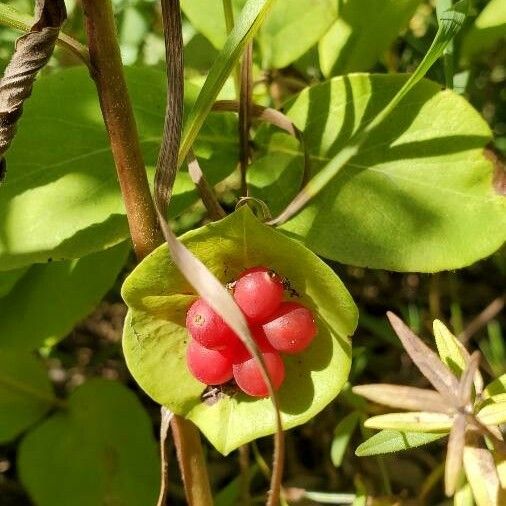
<box><xmin>477</xmin><ymin>394</ymin><xmax>506</xmax><ymax>426</ymax></box>
<box><xmin>463</xmin><ymin>442</ymin><xmax>504</xmax><ymax>506</ymax></box>
<box><xmin>331</xmin><ymin>411</ymin><xmax>360</xmax><ymax>467</ymax></box>
<box><xmin>364</xmin><ymin>412</ymin><xmax>454</xmax><ymax>432</ymax></box>
<box><xmin>0</xmin><ymin>350</ymin><xmax>55</xmax><ymax>443</ymax></box>
<box><xmin>355</xmin><ymin>430</ymin><xmax>445</xmax><ymax>457</ymax></box>
<box><xmin>352</xmin><ymin>384</ymin><xmax>449</xmax><ymax>413</ymax></box>
<box><xmin>122</xmin><ymin>206</ymin><xmax>357</xmax><ymax>454</ymax></box>
<box><xmin>18</xmin><ymin>379</ymin><xmax>160</xmax><ymax>506</ymax></box>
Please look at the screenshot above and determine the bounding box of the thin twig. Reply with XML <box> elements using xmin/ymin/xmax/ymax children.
<box><xmin>239</xmin><ymin>41</ymin><xmax>253</xmax><ymax>197</ymax></box>
<box><xmin>157</xmin><ymin>407</ymin><xmax>173</xmax><ymax>506</ymax></box>
<box><xmin>458</xmin><ymin>297</ymin><xmax>504</xmax><ymax>344</ymax></box>
<box><xmin>187</xmin><ymin>151</ymin><xmax>226</xmax><ymax>220</ymax></box>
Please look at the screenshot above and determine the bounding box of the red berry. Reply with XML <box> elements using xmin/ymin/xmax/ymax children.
<box><xmin>233</xmin><ymin>266</ymin><xmax>284</xmax><ymax>323</ymax></box>
<box><xmin>232</xmin><ymin>327</ymin><xmax>285</xmax><ymax>397</ymax></box>
<box><xmin>262</xmin><ymin>301</ymin><xmax>317</xmax><ymax>354</ymax></box>
<box><xmin>186</xmin><ymin>298</ymin><xmax>239</xmax><ymax>349</ymax></box>
<box><xmin>186</xmin><ymin>339</ymin><xmax>234</xmax><ymax>385</ymax></box>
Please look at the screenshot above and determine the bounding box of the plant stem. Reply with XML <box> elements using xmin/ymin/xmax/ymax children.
<box><xmin>171</xmin><ymin>415</ymin><xmax>213</xmax><ymax>506</ymax></box>
<box><xmin>82</xmin><ymin>0</ymin><xmax>161</xmax><ymax>260</ymax></box>
<box><xmin>81</xmin><ymin>3</ymin><xmax>213</xmax><ymax>505</ymax></box>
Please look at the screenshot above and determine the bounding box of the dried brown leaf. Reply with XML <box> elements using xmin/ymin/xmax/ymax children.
<box><xmin>458</xmin><ymin>351</ymin><xmax>480</xmax><ymax>408</ymax></box>
<box><xmin>387</xmin><ymin>312</ymin><xmax>460</xmax><ymax>407</ymax></box>
<box><xmin>352</xmin><ymin>384</ymin><xmax>450</xmax><ymax>413</ymax></box>
<box><xmin>0</xmin><ymin>0</ymin><xmax>66</xmax><ymax>161</ymax></box>
<box><xmin>445</xmin><ymin>413</ymin><xmax>466</xmax><ymax>496</ymax></box>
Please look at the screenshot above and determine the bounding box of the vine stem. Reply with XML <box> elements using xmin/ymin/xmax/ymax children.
<box><xmin>81</xmin><ymin>2</ymin><xmax>213</xmax><ymax>505</ymax></box>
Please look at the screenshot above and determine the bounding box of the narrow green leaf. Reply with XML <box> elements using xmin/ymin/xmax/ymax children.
<box><xmin>355</xmin><ymin>429</ymin><xmax>445</xmax><ymax>456</ymax></box>
<box><xmin>331</xmin><ymin>411</ymin><xmax>360</xmax><ymax>467</ymax></box>
<box><xmin>454</xmin><ymin>480</ymin><xmax>474</xmax><ymax>506</ymax></box>
<box><xmin>477</xmin><ymin>394</ymin><xmax>506</xmax><ymax>426</ymax></box>
<box><xmin>0</xmin><ymin>350</ymin><xmax>55</xmax><ymax>443</ymax></box>
<box><xmin>179</xmin><ymin>0</ymin><xmax>275</xmax><ymax>165</ymax></box>
<box><xmin>483</xmin><ymin>374</ymin><xmax>506</xmax><ymax>398</ymax></box>
<box><xmin>364</xmin><ymin>412</ymin><xmax>454</xmax><ymax>432</ymax></box>
<box><xmin>18</xmin><ymin>379</ymin><xmax>160</xmax><ymax>506</ymax></box>
<box><xmin>434</xmin><ymin>319</ymin><xmax>469</xmax><ymax>375</ymax></box>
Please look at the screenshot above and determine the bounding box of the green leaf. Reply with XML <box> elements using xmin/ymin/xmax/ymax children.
<box><xmin>355</xmin><ymin>429</ymin><xmax>445</xmax><ymax>456</ymax></box>
<box><xmin>477</xmin><ymin>394</ymin><xmax>506</xmax><ymax>426</ymax></box>
<box><xmin>122</xmin><ymin>206</ymin><xmax>357</xmax><ymax>454</ymax></box>
<box><xmin>0</xmin><ymin>266</ymin><xmax>28</xmax><ymax>297</ymax></box>
<box><xmin>179</xmin><ymin>0</ymin><xmax>275</xmax><ymax>165</ymax></box>
<box><xmin>433</xmin><ymin>319</ymin><xmax>468</xmax><ymax>376</ymax></box>
<box><xmin>454</xmin><ymin>479</ymin><xmax>474</xmax><ymax>506</ymax></box>
<box><xmin>0</xmin><ymin>350</ymin><xmax>55</xmax><ymax>443</ymax></box>
<box><xmin>181</xmin><ymin>0</ymin><xmax>336</xmax><ymax>68</ymax></box>
<box><xmin>483</xmin><ymin>374</ymin><xmax>506</xmax><ymax>398</ymax></box>
<box><xmin>253</xmin><ymin>74</ymin><xmax>506</xmax><ymax>271</ymax></box>
<box><xmin>364</xmin><ymin>412</ymin><xmax>454</xmax><ymax>432</ymax></box>
<box><xmin>18</xmin><ymin>379</ymin><xmax>160</xmax><ymax>506</ymax></box>
<box><xmin>258</xmin><ymin>0</ymin><xmax>336</xmax><ymax>68</ymax></box>
<box><xmin>0</xmin><ymin>243</ymin><xmax>128</xmax><ymax>351</ymax></box>
<box><xmin>0</xmin><ymin>66</ymin><xmax>238</xmax><ymax>270</ymax></box>
<box><xmin>461</xmin><ymin>0</ymin><xmax>506</xmax><ymax>62</ymax></box>
<box><xmin>331</xmin><ymin>411</ymin><xmax>360</xmax><ymax>467</ymax></box>
<box><xmin>318</xmin><ymin>0</ymin><xmax>421</xmax><ymax>77</ymax></box>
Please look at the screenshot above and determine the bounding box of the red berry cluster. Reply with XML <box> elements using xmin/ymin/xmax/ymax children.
<box><xmin>185</xmin><ymin>267</ymin><xmax>317</xmax><ymax>398</ymax></box>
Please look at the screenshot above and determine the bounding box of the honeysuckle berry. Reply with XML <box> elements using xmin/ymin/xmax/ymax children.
<box><xmin>232</xmin><ymin>327</ymin><xmax>285</xmax><ymax>397</ymax></box>
<box><xmin>186</xmin><ymin>338</ymin><xmax>234</xmax><ymax>385</ymax></box>
<box><xmin>262</xmin><ymin>301</ymin><xmax>317</xmax><ymax>354</ymax></box>
<box><xmin>186</xmin><ymin>298</ymin><xmax>239</xmax><ymax>349</ymax></box>
<box><xmin>233</xmin><ymin>266</ymin><xmax>284</xmax><ymax>324</ymax></box>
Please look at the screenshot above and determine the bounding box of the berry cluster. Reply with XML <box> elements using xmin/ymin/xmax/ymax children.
<box><xmin>185</xmin><ymin>267</ymin><xmax>317</xmax><ymax>397</ymax></box>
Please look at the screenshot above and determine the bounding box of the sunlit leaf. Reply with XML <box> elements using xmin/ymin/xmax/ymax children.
<box><xmin>483</xmin><ymin>374</ymin><xmax>506</xmax><ymax>399</ymax></box>
<box><xmin>433</xmin><ymin>319</ymin><xmax>469</xmax><ymax>375</ymax></box>
<box><xmin>364</xmin><ymin>412</ymin><xmax>454</xmax><ymax>432</ymax></box>
<box><xmin>18</xmin><ymin>379</ymin><xmax>160</xmax><ymax>506</ymax></box>
<box><xmin>318</xmin><ymin>0</ymin><xmax>421</xmax><ymax>76</ymax></box>
<box><xmin>355</xmin><ymin>429</ymin><xmax>445</xmax><ymax>457</ymax></box>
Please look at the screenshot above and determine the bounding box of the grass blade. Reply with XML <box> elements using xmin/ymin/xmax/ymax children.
<box><xmin>178</xmin><ymin>0</ymin><xmax>276</xmax><ymax>167</ymax></box>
